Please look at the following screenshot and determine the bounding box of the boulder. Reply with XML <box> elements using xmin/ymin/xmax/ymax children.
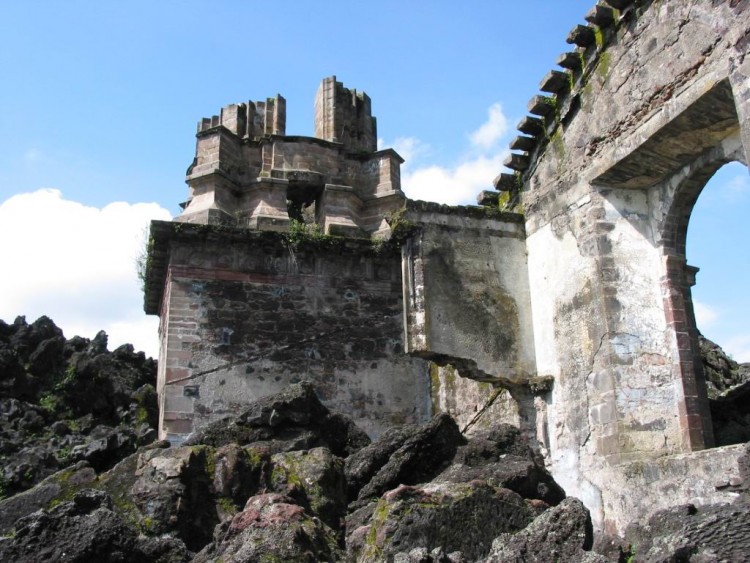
<box><xmin>485</xmin><ymin>497</ymin><xmax>602</xmax><ymax>562</ymax></box>
<box><xmin>0</xmin><ymin>461</ymin><xmax>97</xmax><ymax>535</ymax></box>
<box><xmin>184</xmin><ymin>382</ymin><xmax>370</xmax><ymax>458</ymax></box>
<box><xmin>436</xmin><ymin>424</ymin><xmax>565</xmax><ymax>505</ymax></box>
<box><xmin>346</xmin><ymin>481</ymin><xmax>534</xmax><ymax>562</ymax></box>
<box><xmin>130</xmin><ymin>446</ymin><xmax>218</xmax><ymax>551</ymax></box>
<box><xmin>0</xmin><ymin>316</ymin><xmax>158</xmax><ymax>497</ymax></box>
<box><xmin>193</xmin><ymin>492</ymin><xmax>342</xmax><ymax>563</ymax></box>
<box><xmin>349</xmin><ymin>413</ymin><xmax>465</xmax><ymax>503</ymax></box>
<box><xmin>625</xmin><ymin>500</ymin><xmax>750</xmax><ymax>562</ymax></box>
<box><xmin>271</xmin><ymin>446</ymin><xmax>347</xmax><ymax>532</ymax></box>
<box><xmin>0</xmin><ymin>489</ymin><xmax>190</xmax><ymax>563</ymax></box>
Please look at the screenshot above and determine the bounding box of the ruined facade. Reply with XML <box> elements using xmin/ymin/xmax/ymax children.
<box><xmin>145</xmin><ymin>0</ymin><xmax>750</xmax><ymax>536</ymax></box>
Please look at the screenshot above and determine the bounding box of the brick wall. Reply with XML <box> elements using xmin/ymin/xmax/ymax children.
<box><xmin>152</xmin><ymin>223</ymin><xmax>430</xmax><ymax>442</ymax></box>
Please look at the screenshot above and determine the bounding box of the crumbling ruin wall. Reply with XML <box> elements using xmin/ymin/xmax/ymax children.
<box><xmin>400</xmin><ymin>201</ymin><xmax>540</xmax><ymax>444</ymax></box>
<box><xmin>146</xmin><ymin>221</ymin><xmax>431</xmax><ymax>442</ymax></box>
<box><xmin>402</xmin><ymin>201</ymin><xmax>535</xmax><ymax>384</ymax></box>
<box><xmin>503</xmin><ymin>0</ymin><xmax>750</xmax><ymax>533</ymax></box>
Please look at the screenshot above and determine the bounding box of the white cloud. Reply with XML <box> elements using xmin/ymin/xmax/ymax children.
<box><xmin>469</xmin><ymin>103</ymin><xmax>509</xmax><ymax>150</ymax></box>
<box><xmin>693</xmin><ymin>300</ymin><xmax>718</xmax><ymax>329</ymax></box>
<box><xmin>0</xmin><ymin>189</ymin><xmax>171</xmax><ymax>357</ymax></box>
<box><xmin>385</xmin><ymin>102</ymin><xmax>510</xmax><ymax>206</ymax></box>
<box><xmin>401</xmin><ymin>153</ymin><xmax>507</xmax><ymax>206</ymax></box>
<box><xmin>392</xmin><ymin>137</ymin><xmax>431</xmax><ymax>164</ymax></box>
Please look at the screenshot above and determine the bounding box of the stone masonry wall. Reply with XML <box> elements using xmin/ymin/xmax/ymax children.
<box><xmin>429</xmin><ymin>363</ymin><xmax>521</xmax><ymax>436</ymax></box>
<box><xmin>402</xmin><ymin>201</ymin><xmax>536</xmax><ymax>386</ymax></box>
<box><xmin>510</xmin><ymin>0</ymin><xmax>750</xmax><ymax>533</ymax></box>
<box><xmin>147</xmin><ymin>221</ymin><xmax>431</xmax><ymax>442</ymax></box>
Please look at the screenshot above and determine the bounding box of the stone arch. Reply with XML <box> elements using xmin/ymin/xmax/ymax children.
<box><xmin>591</xmin><ymin>78</ymin><xmax>747</xmax><ymax>451</ymax></box>
<box><xmin>653</xmin><ymin>135</ymin><xmax>746</xmax><ymax>450</ymax></box>
<box><xmin>666</xmin><ymin>98</ymin><xmax>745</xmax><ymax>446</ymax></box>
<box><xmin>501</xmin><ymin>0</ymin><xmax>750</xmax><ymax>533</ymax></box>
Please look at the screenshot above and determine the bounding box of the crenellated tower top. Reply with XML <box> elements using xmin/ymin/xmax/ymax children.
<box><xmin>178</xmin><ymin>77</ymin><xmax>404</xmax><ymax>237</ymax></box>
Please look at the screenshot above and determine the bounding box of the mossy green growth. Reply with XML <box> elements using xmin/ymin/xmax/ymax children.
<box><xmin>593</xmin><ymin>26</ymin><xmax>605</xmax><ymax>49</ymax></box>
<box><xmin>597</xmin><ymin>51</ymin><xmax>611</xmax><ymax>81</ymax></box>
<box><xmin>94</xmin><ymin>453</ymin><xmax>145</xmax><ymax>530</ymax></box>
<box><xmin>41</xmin><ymin>467</ymin><xmax>86</xmax><ymax>510</ymax></box>
<box><xmin>136</xmin><ymin>230</ymin><xmax>155</xmax><ymax>293</ymax></box>
<box><xmin>198</xmin><ymin>445</ymin><xmax>216</xmax><ymax>477</ymax></box>
<box><xmin>386</xmin><ymin>207</ymin><xmax>416</xmax><ymax>243</ymax></box>
<box><xmin>551</xmin><ymin>129</ymin><xmax>566</xmax><ymax>162</ymax></box>
<box><xmin>217</xmin><ymin>496</ymin><xmax>238</xmax><ymax>514</ymax></box>
<box><xmin>140</xmin><ymin>516</ymin><xmax>156</xmax><ymax>533</ymax></box>
<box><xmin>497</xmin><ymin>191</ymin><xmax>512</xmax><ymax>211</ymax></box>
<box><xmin>429</xmin><ymin>363</ymin><xmax>442</xmax><ymax>414</ymax></box>
<box><xmin>363</xmin><ymin>498</ymin><xmax>391</xmax><ymax>559</ymax></box>
<box><xmin>135</xmin><ymin>405</ymin><xmax>150</xmax><ymax>425</ymax></box>
<box><xmin>38</xmin><ymin>393</ymin><xmax>59</xmax><ymax>414</ymax></box>
<box><xmin>284</xmin><ymin>219</ymin><xmax>331</xmax><ymax>249</ymax></box>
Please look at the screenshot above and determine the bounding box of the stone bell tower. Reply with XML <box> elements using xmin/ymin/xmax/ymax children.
<box><xmin>144</xmin><ymin>77</ymin><xmax>431</xmax><ymax>444</ymax></box>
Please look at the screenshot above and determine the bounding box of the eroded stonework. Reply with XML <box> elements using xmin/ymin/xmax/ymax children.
<box><xmin>147</xmin><ymin>1</ymin><xmax>750</xmax><ymax>537</ymax></box>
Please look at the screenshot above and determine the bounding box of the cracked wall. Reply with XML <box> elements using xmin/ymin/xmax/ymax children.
<box><xmin>150</xmin><ymin>222</ymin><xmax>431</xmax><ymax>442</ymax></box>
<box><xmin>402</xmin><ymin>201</ymin><xmax>536</xmax><ymax>386</ymax></box>
<box><xmin>518</xmin><ymin>0</ymin><xmax>750</xmax><ymax>534</ymax></box>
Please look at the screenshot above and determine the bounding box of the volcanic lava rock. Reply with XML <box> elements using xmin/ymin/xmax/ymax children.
<box><xmin>184</xmin><ymin>381</ymin><xmax>371</xmax><ymax>457</ymax></box>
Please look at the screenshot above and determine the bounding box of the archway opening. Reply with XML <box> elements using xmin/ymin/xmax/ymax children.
<box><xmin>686</xmin><ymin>160</ymin><xmax>750</xmax><ymax>446</ymax></box>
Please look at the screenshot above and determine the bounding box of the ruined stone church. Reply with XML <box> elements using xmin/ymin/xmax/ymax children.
<box><xmin>144</xmin><ymin>0</ymin><xmax>750</xmax><ymax>534</ymax></box>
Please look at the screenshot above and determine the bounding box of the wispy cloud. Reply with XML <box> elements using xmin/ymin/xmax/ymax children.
<box><xmin>724</xmin><ymin>173</ymin><xmax>750</xmax><ymax>202</ymax></box>
<box><xmin>391</xmin><ymin>136</ymin><xmax>431</xmax><ymax>164</ymax></box>
<box><xmin>469</xmin><ymin>103</ymin><xmax>508</xmax><ymax>151</ymax></box>
<box><xmin>0</xmin><ymin>189</ymin><xmax>171</xmax><ymax>356</ymax></box>
<box><xmin>382</xmin><ymin>102</ymin><xmax>510</xmax><ymax>206</ymax></box>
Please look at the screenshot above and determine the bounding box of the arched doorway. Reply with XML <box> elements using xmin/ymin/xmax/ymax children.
<box><xmin>686</xmin><ymin>161</ymin><xmax>750</xmax><ymax>445</ymax></box>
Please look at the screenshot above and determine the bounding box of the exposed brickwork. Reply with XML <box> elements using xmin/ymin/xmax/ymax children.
<box><xmin>151</xmin><ymin>223</ymin><xmax>430</xmax><ymax>442</ymax></box>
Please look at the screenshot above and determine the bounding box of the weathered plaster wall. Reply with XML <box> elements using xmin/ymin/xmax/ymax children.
<box><xmin>402</xmin><ymin>201</ymin><xmax>536</xmax><ymax>386</ymax></box>
<box><xmin>147</xmin><ymin>222</ymin><xmax>431</xmax><ymax>442</ymax></box>
<box><xmin>429</xmin><ymin>363</ymin><xmax>521</xmax><ymax>435</ymax></box>
<box><xmin>515</xmin><ymin>0</ymin><xmax>750</xmax><ymax>532</ymax></box>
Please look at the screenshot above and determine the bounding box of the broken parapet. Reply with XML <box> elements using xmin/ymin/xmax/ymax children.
<box><xmin>178</xmin><ymin>76</ymin><xmax>404</xmax><ymax>237</ymax></box>
<box><xmin>400</xmin><ymin>200</ymin><xmax>535</xmax><ymax>388</ymax></box>
<box><xmin>197</xmin><ymin>95</ymin><xmax>286</xmax><ymax>137</ymax></box>
<box><xmin>314</xmin><ymin>76</ymin><xmax>377</xmax><ymax>152</ymax></box>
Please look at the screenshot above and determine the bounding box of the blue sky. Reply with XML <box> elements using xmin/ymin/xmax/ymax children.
<box><xmin>0</xmin><ymin>1</ymin><xmax>748</xmax><ymax>361</ymax></box>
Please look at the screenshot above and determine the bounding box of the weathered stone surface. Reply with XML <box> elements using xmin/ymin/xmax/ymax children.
<box><xmin>485</xmin><ymin>498</ymin><xmax>598</xmax><ymax>562</ymax></box>
<box><xmin>130</xmin><ymin>446</ymin><xmax>218</xmax><ymax>551</ymax></box>
<box><xmin>0</xmin><ymin>461</ymin><xmax>97</xmax><ymax>535</ymax></box>
<box><xmin>193</xmin><ymin>492</ymin><xmax>342</xmax><ymax>563</ymax></box>
<box><xmin>626</xmin><ymin>500</ymin><xmax>750</xmax><ymax>562</ymax></box>
<box><xmin>401</xmin><ymin>202</ymin><xmax>533</xmax><ymax>387</ymax></box>
<box><xmin>436</xmin><ymin>424</ymin><xmax>566</xmax><ymax>506</ymax></box>
<box><xmin>352</xmin><ymin>413</ymin><xmax>465</xmax><ymax>502</ymax></box>
<box><xmin>184</xmin><ymin>382</ymin><xmax>370</xmax><ymax>457</ymax></box>
<box><xmin>513</xmin><ymin>0</ymin><xmax>750</xmax><ymax>533</ymax></box>
<box><xmin>270</xmin><ymin>446</ymin><xmax>347</xmax><ymax>532</ymax></box>
<box><xmin>0</xmin><ymin>489</ymin><xmax>190</xmax><ymax>563</ymax></box>
<box><xmin>151</xmin><ymin>223</ymin><xmax>429</xmax><ymax>443</ymax></box>
<box><xmin>346</xmin><ymin>482</ymin><xmax>534</xmax><ymax>562</ymax></box>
